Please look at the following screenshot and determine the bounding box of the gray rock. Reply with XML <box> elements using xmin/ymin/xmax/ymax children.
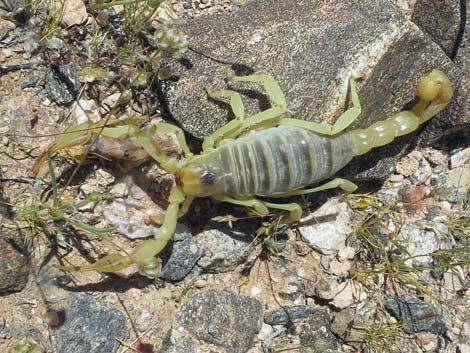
<box><xmin>413</xmin><ymin>0</ymin><xmax>470</xmax><ymax>143</ymax></box>
<box><xmin>159</xmin><ymin>329</ymin><xmax>198</xmax><ymax>353</ymax></box>
<box><xmin>162</xmin><ymin>0</ymin><xmax>458</xmax><ymax>182</ymax></box>
<box><xmin>0</xmin><ymin>235</ymin><xmax>29</xmax><ymax>294</ymax></box>
<box><xmin>35</xmin><ymin>266</ymin><xmax>71</xmax><ymax>304</ymax></box>
<box><xmin>397</xmin><ymin>221</ymin><xmax>441</xmax><ymax>267</ymax></box>
<box><xmin>279</xmin><ymin>281</ymin><xmax>304</xmax><ymax>301</ymax></box>
<box><xmin>20</xmin><ymin>72</ymin><xmax>40</xmax><ymax>88</ymax></box>
<box><xmin>196</xmin><ymin>221</ymin><xmax>255</xmax><ymax>272</ymax></box>
<box><xmin>298</xmin><ymin>198</ymin><xmax>352</xmax><ymax>255</ymax></box>
<box><xmin>298</xmin><ymin>311</ymin><xmax>340</xmax><ymax>353</ymax></box>
<box><xmin>159</xmin><ymin>224</ymin><xmax>204</xmax><ymax>281</ymax></box>
<box><xmin>176</xmin><ymin>289</ymin><xmax>262</xmax><ymax>353</ymax></box>
<box><xmin>10</xmin><ymin>323</ymin><xmax>42</xmax><ymax>342</ymax></box>
<box><xmin>385</xmin><ymin>296</ymin><xmax>446</xmax><ymax>335</ymax></box>
<box><xmin>44</xmin><ymin>63</ymin><xmax>79</xmax><ymax>105</ymax></box>
<box><xmin>412</xmin><ymin>0</ymin><xmax>460</xmax><ymax>58</ymax></box>
<box><xmin>264</xmin><ymin>305</ymin><xmax>315</xmax><ymax>325</ymax></box>
<box><xmin>56</xmin><ymin>293</ymin><xmax>128</xmax><ymax>353</ymax></box>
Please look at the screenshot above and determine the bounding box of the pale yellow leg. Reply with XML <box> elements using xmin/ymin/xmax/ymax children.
<box><xmin>280</xmin><ymin>78</ymin><xmax>361</xmax><ymax>136</ymax></box>
<box><xmin>281</xmin><ymin>178</ymin><xmax>358</xmax><ymax>196</ymax></box>
<box><xmin>70</xmin><ymin>185</ymin><xmax>185</xmax><ymax>277</ymax></box>
<box><xmin>203</xmin><ymin>70</ymin><xmax>288</xmax><ymax>151</ymax></box>
<box><xmin>213</xmin><ymin>195</ymin><xmax>302</xmax><ymax>223</ymax></box>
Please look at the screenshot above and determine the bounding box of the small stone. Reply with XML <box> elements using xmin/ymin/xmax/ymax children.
<box><xmin>20</xmin><ymin>72</ymin><xmax>40</xmax><ymax>89</ymax></box>
<box><xmin>450</xmin><ymin>148</ymin><xmax>470</xmax><ymax>169</ymax></box>
<box><xmin>443</xmin><ymin>267</ymin><xmax>466</xmax><ymax>292</ymax></box>
<box><xmin>279</xmin><ymin>280</ymin><xmax>303</xmax><ymax>301</ymax></box>
<box><xmin>264</xmin><ymin>305</ymin><xmax>315</xmax><ymax>325</ymax></box>
<box><xmin>0</xmin><ymin>234</ymin><xmax>29</xmax><ymax>294</ymax></box>
<box><xmin>52</xmin><ymin>0</ymin><xmax>88</xmax><ymax>26</ymax></box>
<box><xmin>196</xmin><ymin>220</ymin><xmax>255</xmax><ymax>272</ymax></box>
<box><xmin>45</xmin><ymin>64</ymin><xmax>79</xmax><ymax>105</ymax></box>
<box><xmin>385</xmin><ymin>296</ymin><xmax>446</xmax><ymax>335</ymax></box>
<box><xmin>176</xmin><ymin>290</ymin><xmax>262</xmax><ymax>353</ymax></box>
<box><xmin>135</xmin><ymin>309</ymin><xmax>152</xmax><ymax>332</ymax></box>
<box><xmin>99</xmin><ymin>198</ymin><xmax>163</xmax><ymax>239</ymax></box>
<box><xmin>415</xmin><ymin>332</ymin><xmax>438</xmax><ymax>351</ymax></box>
<box><xmin>337</xmin><ymin>246</ymin><xmax>355</xmax><ymax>261</ymax></box>
<box><xmin>389</xmin><ymin>174</ymin><xmax>404</xmax><ymax>183</ymax></box>
<box><xmin>424</xmin><ymin>148</ymin><xmax>447</xmax><ymax>167</ymax></box>
<box><xmin>160</xmin><ymin>224</ymin><xmax>204</xmax><ymax>281</ymax></box>
<box><xmin>409</xmin><ymin>158</ymin><xmax>432</xmax><ymax>185</ymax></box>
<box><xmin>399</xmin><ymin>184</ymin><xmax>428</xmax><ymax>204</ymax></box>
<box><xmin>57</xmin><ymin>293</ymin><xmax>128</xmax><ymax>353</ymax></box>
<box><xmin>299</xmin><ymin>198</ymin><xmax>352</xmax><ymax>255</ymax></box>
<box><xmin>396</xmin><ymin>150</ymin><xmax>422</xmax><ymax>177</ymax></box>
<box><xmin>397</xmin><ymin>221</ymin><xmax>440</xmax><ymax>266</ymax></box>
<box><xmin>329</xmin><ymin>259</ymin><xmax>351</xmax><ymax>276</ymax></box>
<box><xmin>257</xmin><ymin>323</ymin><xmax>274</xmax><ymax>341</ymax></box>
<box><xmin>72</xmin><ymin>99</ymin><xmax>101</xmax><ymax>124</ymax></box>
<box><xmin>36</xmin><ymin>266</ymin><xmax>70</xmax><ymax>305</ymax></box>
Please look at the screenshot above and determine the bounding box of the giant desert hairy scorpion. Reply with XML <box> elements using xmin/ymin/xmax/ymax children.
<box><xmin>32</xmin><ymin>69</ymin><xmax>453</xmax><ymax>278</ymax></box>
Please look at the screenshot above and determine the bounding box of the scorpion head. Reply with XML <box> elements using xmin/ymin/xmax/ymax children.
<box><xmin>177</xmin><ymin>163</ymin><xmax>222</xmax><ymax>197</ymax></box>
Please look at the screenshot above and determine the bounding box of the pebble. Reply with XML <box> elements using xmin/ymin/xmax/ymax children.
<box><xmin>399</xmin><ymin>184</ymin><xmax>428</xmax><ymax>204</ymax></box>
<box><xmin>52</xmin><ymin>0</ymin><xmax>88</xmax><ymax>27</ymax></box>
<box><xmin>56</xmin><ymin>293</ymin><xmax>128</xmax><ymax>353</ymax></box>
<box><xmin>44</xmin><ymin>63</ymin><xmax>79</xmax><ymax>105</ymax></box>
<box><xmin>176</xmin><ymin>289</ymin><xmax>262</xmax><ymax>353</ymax></box>
<box><xmin>160</xmin><ymin>224</ymin><xmax>204</xmax><ymax>281</ymax></box>
<box><xmin>415</xmin><ymin>332</ymin><xmax>439</xmax><ymax>351</ymax></box>
<box><xmin>279</xmin><ymin>280</ymin><xmax>304</xmax><ymax>301</ymax></box>
<box><xmin>450</xmin><ymin>148</ymin><xmax>470</xmax><ymax>169</ymax></box>
<box><xmin>99</xmin><ymin>198</ymin><xmax>162</xmax><ymax>239</ymax></box>
<box><xmin>0</xmin><ymin>234</ymin><xmax>29</xmax><ymax>294</ymax></box>
<box><xmin>35</xmin><ymin>266</ymin><xmax>70</xmax><ymax>305</ymax></box>
<box><xmin>298</xmin><ymin>198</ymin><xmax>352</xmax><ymax>255</ymax></box>
<box><xmin>195</xmin><ymin>220</ymin><xmax>255</xmax><ymax>272</ymax></box>
<box><xmin>397</xmin><ymin>221</ymin><xmax>440</xmax><ymax>266</ymax></box>
<box><xmin>264</xmin><ymin>305</ymin><xmax>315</xmax><ymax>325</ymax></box>
<box><xmin>385</xmin><ymin>296</ymin><xmax>446</xmax><ymax>335</ymax></box>
<box><xmin>135</xmin><ymin>309</ymin><xmax>152</xmax><ymax>332</ymax></box>
<box><xmin>409</xmin><ymin>158</ymin><xmax>432</xmax><ymax>185</ymax></box>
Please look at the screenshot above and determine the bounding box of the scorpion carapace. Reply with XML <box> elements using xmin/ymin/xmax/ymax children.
<box><xmin>32</xmin><ymin>69</ymin><xmax>453</xmax><ymax>277</ymax></box>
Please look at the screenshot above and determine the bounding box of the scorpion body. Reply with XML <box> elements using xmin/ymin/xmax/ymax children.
<box><xmin>180</xmin><ymin>126</ymin><xmax>355</xmax><ymax>197</ymax></box>
<box><xmin>33</xmin><ymin>69</ymin><xmax>453</xmax><ymax>277</ymax></box>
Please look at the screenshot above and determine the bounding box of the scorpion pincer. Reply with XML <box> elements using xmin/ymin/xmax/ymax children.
<box><xmin>33</xmin><ymin>69</ymin><xmax>453</xmax><ymax>278</ymax></box>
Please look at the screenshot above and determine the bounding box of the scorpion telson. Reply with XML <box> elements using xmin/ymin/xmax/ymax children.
<box><xmin>33</xmin><ymin>69</ymin><xmax>453</xmax><ymax>277</ymax></box>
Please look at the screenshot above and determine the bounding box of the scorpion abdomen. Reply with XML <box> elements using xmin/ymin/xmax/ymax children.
<box><xmin>195</xmin><ymin>126</ymin><xmax>356</xmax><ymax>197</ymax></box>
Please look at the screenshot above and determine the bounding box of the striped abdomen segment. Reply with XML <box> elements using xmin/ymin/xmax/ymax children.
<box><xmin>205</xmin><ymin>126</ymin><xmax>356</xmax><ymax>196</ymax></box>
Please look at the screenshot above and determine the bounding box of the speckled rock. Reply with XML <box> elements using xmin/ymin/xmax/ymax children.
<box><xmin>56</xmin><ymin>293</ymin><xmax>128</xmax><ymax>353</ymax></box>
<box><xmin>176</xmin><ymin>289</ymin><xmax>262</xmax><ymax>353</ymax></box>
<box><xmin>0</xmin><ymin>234</ymin><xmax>29</xmax><ymax>294</ymax></box>
<box><xmin>264</xmin><ymin>305</ymin><xmax>315</xmax><ymax>325</ymax></box>
<box><xmin>385</xmin><ymin>296</ymin><xmax>446</xmax><ymax>335</ymax></box>
<box><xmin>163</xmin><ymin>0</ymin><xmax>458</xmax><ymax>182</ymax></box>
<box><xmin>298</xmin><ymin>198</ymin><xmax>352</xmax><ymax>255</ymax></box>
<box><xmin>44</xmin><ymin>63</ymin><xmax>79</xmax><ymax>105</ymax></box>
<box><xmin>159</xmin><ymin>223</ymin><xmax>204</xmax><ymax>281</ymax></box>
<box><xmin>195</xmin><ymin>220</ymin><xmax>255</xmax><ymax>272</ymax></box>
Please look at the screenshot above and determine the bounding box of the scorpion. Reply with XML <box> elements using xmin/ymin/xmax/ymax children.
<box><xmin>32</xmin><ymin>69</ymin><xmax>453</xmax><ymax>278</ymax></box>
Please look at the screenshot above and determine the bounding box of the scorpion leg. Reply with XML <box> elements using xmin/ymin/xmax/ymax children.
<box><xmin>203</xmin><ymin>71</ymin><xmax>288</xmax><ymax>151</ymax></box>
<box><xmin>213</xmin><ymin>195</ymin><xmax>302</xmax><ymax>222</ymax></box>
<box><xmin>74</xmin><ymin>185</ymin><xmax>186</xmax><ymax>277</ymax></box>
<box><xmin>203</xmin><ymin>89</ymin><xmax>246</xmax><ymax>151</ymax></box>
<box><xmin>280</xmin><ymin>78</ymin><xmax>361</xmax><ymax>135</ymax></box>
<box><xmin>277</xmin><ymin>178</ymin><xmax>358</xmax><ymax>196</ymax></box>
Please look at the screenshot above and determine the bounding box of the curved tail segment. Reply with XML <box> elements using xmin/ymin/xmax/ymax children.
<box><xmin>349</xmin><ymin>69</ymin><xmax>453</xmax><ymax>156</ymax></box>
